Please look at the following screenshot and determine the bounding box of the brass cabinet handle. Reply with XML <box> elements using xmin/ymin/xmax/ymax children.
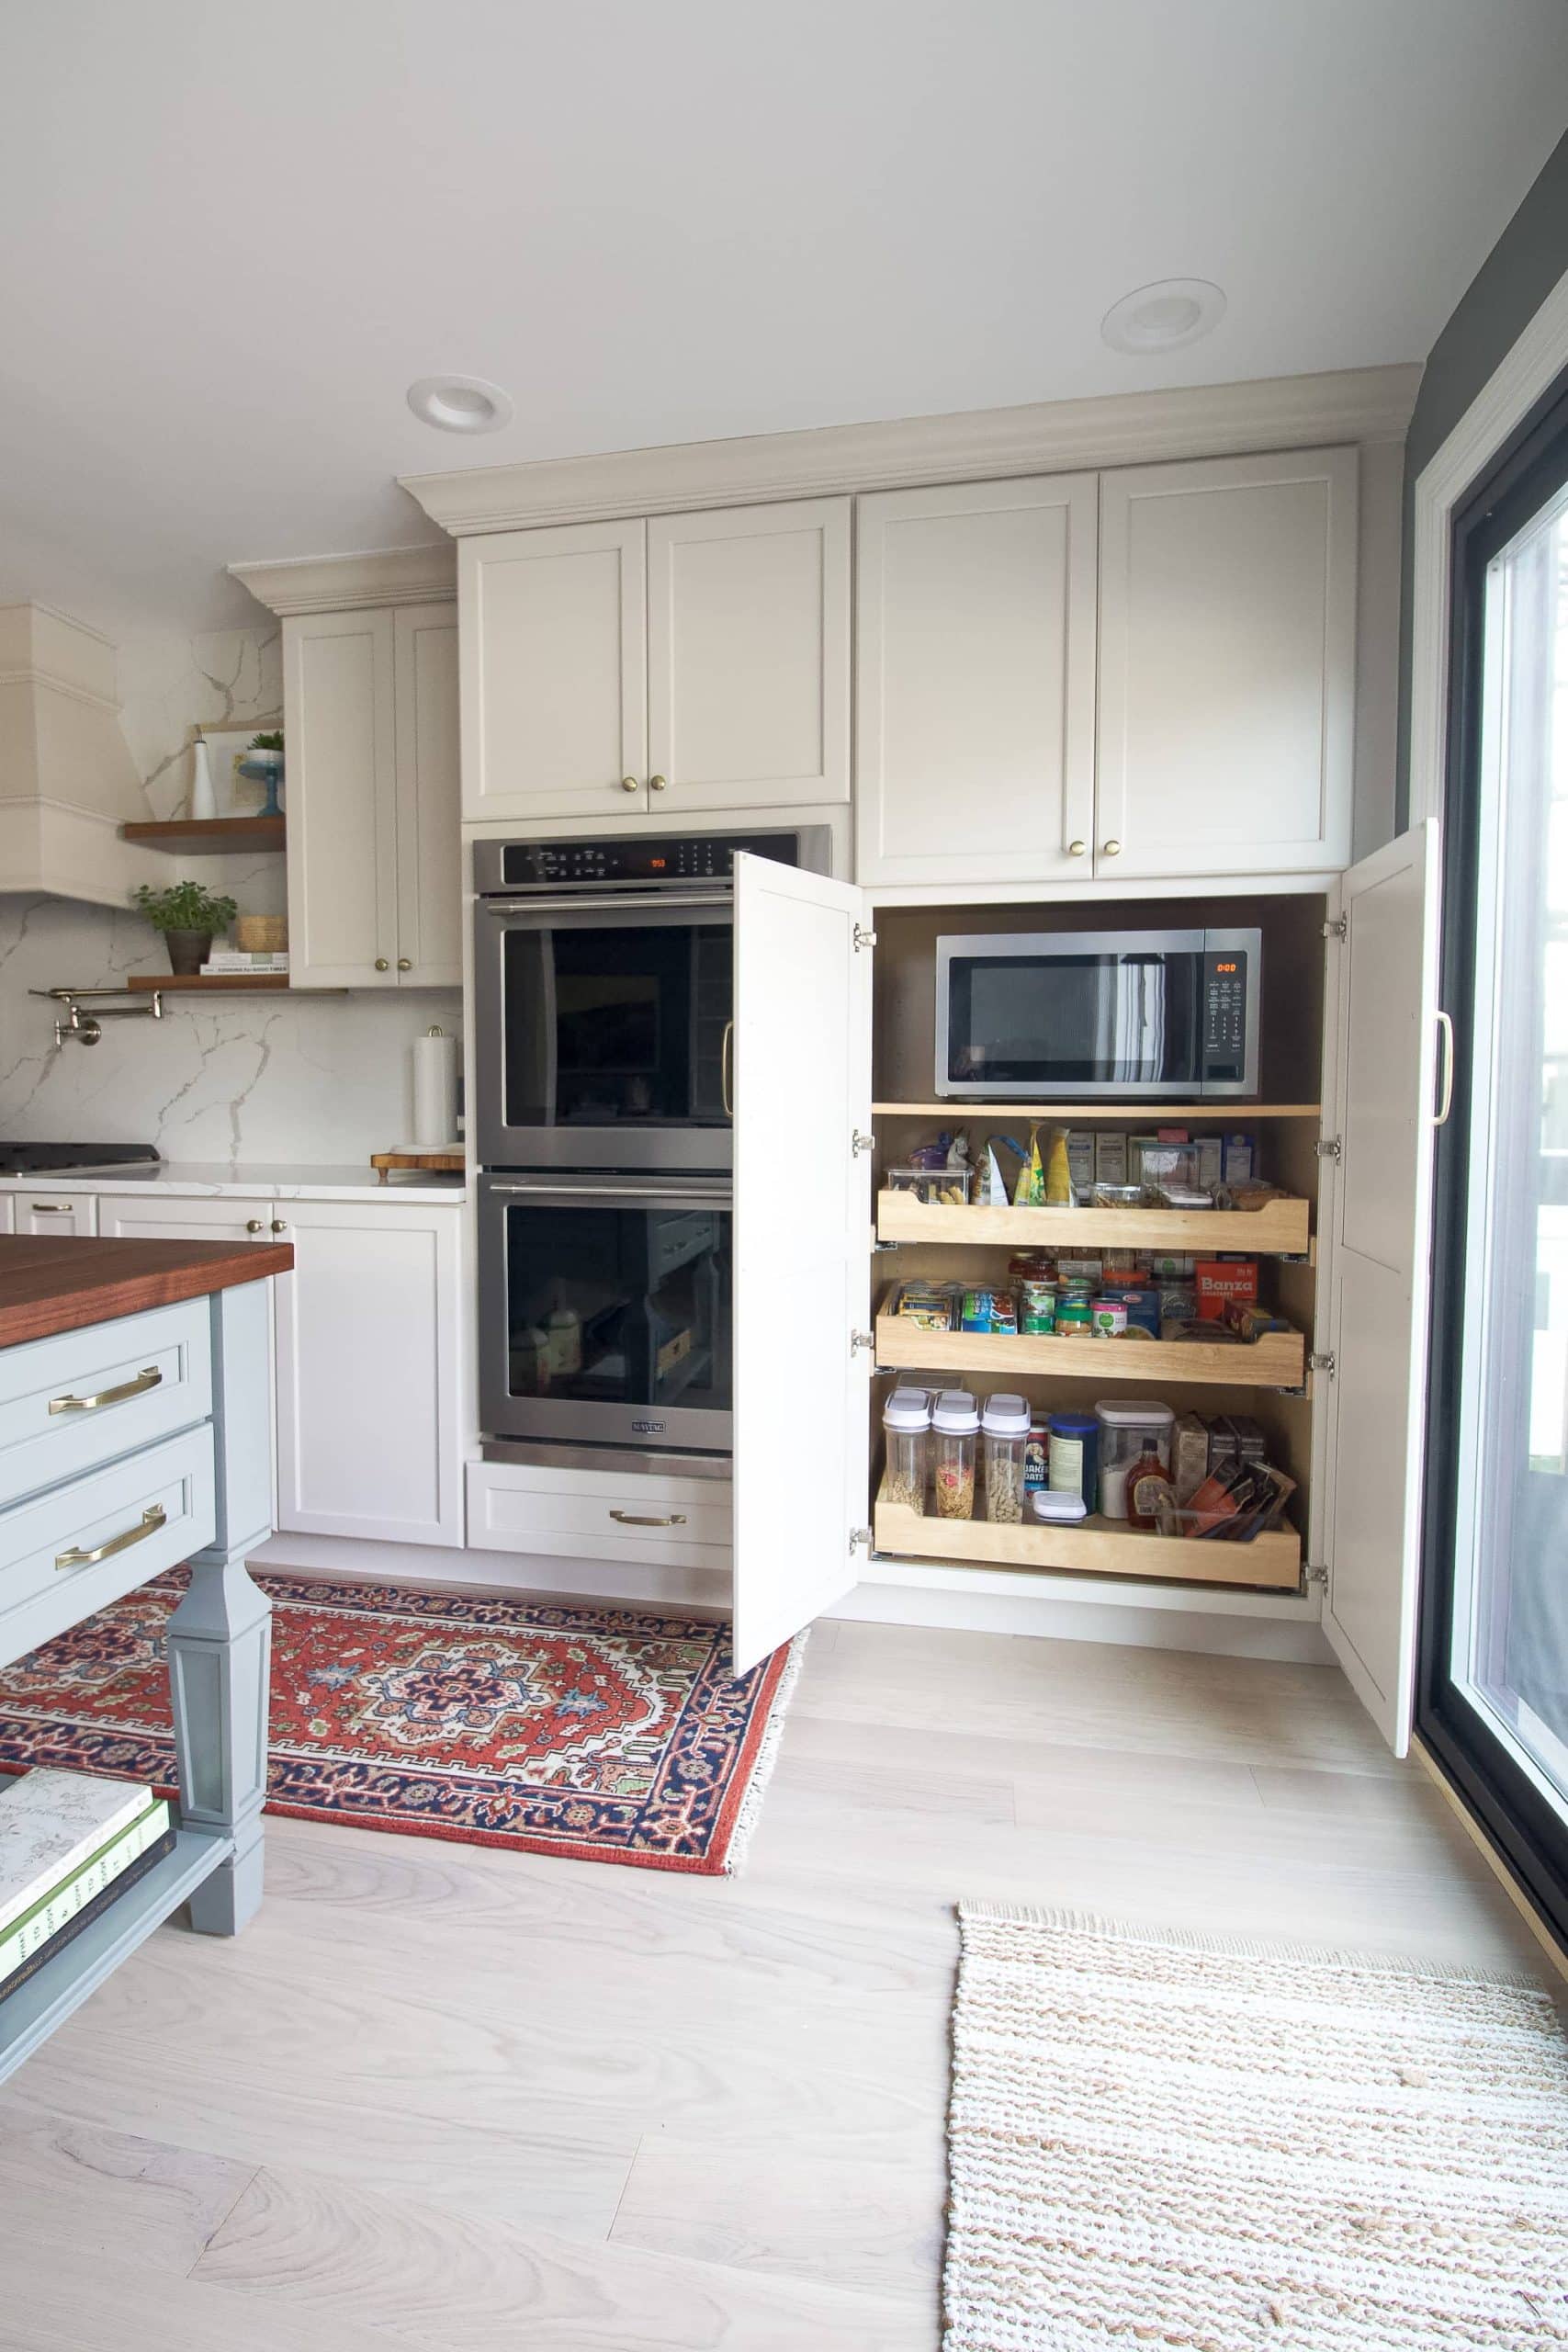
<box><xmin>1067</xmin><ymin>840</ymin><xmax>1086</xmax><ymax>857</ymax></box>
<box><xmin>56</xmin><ymin>1502</ymin><xmax>167</xmax><ymax>1571</ymax></box>
<box><xmin>620</xmin><ymin>776</ymin><xmax>641</xmax><ymax>794</ymax></box>
<box><xmin>245</xmin><ymin>1219</ymin><xmax>264</xmax><ymax>1234</ymax></box>
<box><xmin>649</xmin><ymin>775</ymin><xmax>667</xmax><ymax>793</ymax></box>
<box><xmin>30</xmin><ymin>1202</ymin><xmax>71</xmax><ymax>1214</ymax></box>
<box><xmin>49</xmin><ymin>1364</ymin><xmax>162</xmax><ymax>1417</ymax></box>
<box><xmin>397</xmin><ymin>957</ymin><xmax>412</xmax><ymax>971</ymax></box>
<box><xmin>375</xmin><ymin>957</ymin><xmax>389</xmax><ymax>971</ymax></box>
<box><xmin>1101</xmin><ymin>839</ymin><xmax>1122</xmax><ymax>856</ymax></box>
<box><xmin>270</xmin><ymin>1219</ymin><xmax>288</xmax><ymax>1235</ymax></box>
<box><xmin>609</xmin><ymin>1509</ymin><xmax>687</xmax><ymax>1527</ymax></box>
<box><xmin>720</xmin><ymin>1019</ymin><xmax>734</xmax><ymax>1118</ymax></box>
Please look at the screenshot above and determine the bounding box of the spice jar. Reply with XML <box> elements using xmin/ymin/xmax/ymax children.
<box><xmin>1047</xmin><ymin>1410</ymin><xmax>1100</xmax><ymax>1512</ymax></box>
<box><xmin>981</xmin><ymin>1393</ymin><xmax>1031</xmax><ymax>1523</ymax></box>
<box><xmin>1094</xmin><ymin>1399</ymin><xmax>1175</xmax><ymax>1521</ymax></box>
<box><xmin>881</xmin><ymin>1387</ymin><xmax>931</xmax><ymax>1513</ymax></box>
<box><xmin>931</xmin><ymin>1390</ymin><xmax>979</xmax><ymax>1520</ymax></box>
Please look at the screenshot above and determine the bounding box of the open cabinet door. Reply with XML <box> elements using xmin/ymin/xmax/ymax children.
<box><xmin>731</xmin><ymin>852</ymin><xmax>871</xmax><ymax>1672</ymax></box>
<box><xmin>1321</xmin><ymin>820</ymin><xmax>1442</xmax><ymax>1753</ymax></box>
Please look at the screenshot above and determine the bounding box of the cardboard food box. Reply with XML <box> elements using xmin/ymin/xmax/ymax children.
<box><xmin>1194</xmin><ymin>1258</ymin><xmax>1259</xmax><ymax>1322</ymax></box>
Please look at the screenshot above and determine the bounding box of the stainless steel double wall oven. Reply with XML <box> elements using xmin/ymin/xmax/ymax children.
<box><xmin>474</xmin><ymin>828</ymin><xmax>830</xmax><ymax>1460</ymax></box>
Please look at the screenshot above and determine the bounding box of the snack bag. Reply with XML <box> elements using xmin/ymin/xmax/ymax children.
<box><xmin>1043</xmin><ymin>1127</ymin><xmax>1074</xmax><ymax>1207</ymax></box>
<box><xmin>1012</xmin><ymin>1125</ymin><xmax>1045</xmax><ymax>1207</ymax></box>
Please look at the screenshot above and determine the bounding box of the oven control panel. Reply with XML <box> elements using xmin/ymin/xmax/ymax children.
<box><xmin>496</xmin><ymin>833</ymin><xmax>804</xmax><ymax>887</ymax></box>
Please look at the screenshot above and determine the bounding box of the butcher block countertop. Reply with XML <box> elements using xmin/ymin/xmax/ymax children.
<box><xmin>0</xmin><ymin>1235</ymin><xmax>294</xmax><ymax>1350</ymax></box>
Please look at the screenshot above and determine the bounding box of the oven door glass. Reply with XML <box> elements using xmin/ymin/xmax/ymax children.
<box><xmin>944</xmin><ymin>950</ymin><xmax>1203</xmax><ymax>1090</ymax></box>
<box><xmin>481</xmin><ymin>1182</ymin><xmax>732</xmax><ymax>1449</ymax></box>
<box><xmin>502</xmin><ymin>922</ymin><xmax>731</xmax><ymax>1132</ymax></box>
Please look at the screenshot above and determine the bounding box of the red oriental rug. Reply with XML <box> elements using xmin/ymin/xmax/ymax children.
<box><xmin>0</xmin><ymin>1569</ymin><xmax>803</xmax><ymax>1876</ymax></box>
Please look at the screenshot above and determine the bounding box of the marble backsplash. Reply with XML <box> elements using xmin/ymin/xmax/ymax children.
<box><xmin>0</xmin><ymin>624</ymin><xmax>462</xmax><ymax>1166</ymax></box>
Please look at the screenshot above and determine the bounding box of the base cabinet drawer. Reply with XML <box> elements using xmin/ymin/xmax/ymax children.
<box><xmin>0</xmin><ymin>1300</ymin><xmax>213</xmax><ymax>1506</ymax></box>
<box><xmin>466</xmin><ymin>1461</ymin><xmax>732</xmax><ymax>1570</ymax></box>
<box><xmin>0</xmin><ymin>1423</ymin><xmax>216</xmax><ymax>1659</ymax></box>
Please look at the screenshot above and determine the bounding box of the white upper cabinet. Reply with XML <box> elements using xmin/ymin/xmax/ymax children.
<box><xmin>284</xmin><ymin>602</ymin><xmax>460</xmax><ymax>988</ymax></box>
<box><xmin>461</xmin><ymin>519</ymin><xmax>648</xmax><ymax>823</ymax></box>
<box><xmin>647</xmin><ymin>500</ymin><xmax>850</xmax><ymax>813</ymax></box>
<box><xmin>855</xmin><ymin>475</ymin><xmax>1098</xmax><ymax>888</ymax></box>
<box><xmin>1095</xmin><ymin>447</ymin><xmax>1359</xmax><ymax>880</ymax></box>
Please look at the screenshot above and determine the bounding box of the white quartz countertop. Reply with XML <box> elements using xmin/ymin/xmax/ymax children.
<box><xmin>0</xmin><ymin>1162</ymin><xmax>467</xmax><ymax>1203</ymax></box>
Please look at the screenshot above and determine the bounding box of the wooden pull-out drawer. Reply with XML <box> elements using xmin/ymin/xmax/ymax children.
<box><xmin>0</xmin><ymin>1300</ymin><xmax>213</xmax><ymax>1506</ymax></box>
<box><xmin>0</xmin><ymin>1423</ymin><xmax>217</xmax><ymax>1660</ymax></box>
<box><xmin>466</xmin><ymin>1460</ymin><xmax>732</xmax><ymax>1570</ymax></box>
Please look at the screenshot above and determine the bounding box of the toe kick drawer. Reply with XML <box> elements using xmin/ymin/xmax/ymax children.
<box><xmin>467</xmin><ymin>1461</ymin><xmax>732</xmax><ymax>1568</ymax></box>
<box><xmin>0</xmin><ymin>1300</ymin><xmax>213</xmax><ymax>1505</ymax></box>
<box><xmin>0</xmin><ymin>1423</ymin><xmax>216</xmax><ymax>1658</ymax></box>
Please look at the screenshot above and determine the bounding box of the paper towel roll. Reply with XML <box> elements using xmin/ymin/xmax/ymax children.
<box><xmin>412</xmin><ymin>1026</ymin><xmax>459</xmax><ymax>1148</ymax></box>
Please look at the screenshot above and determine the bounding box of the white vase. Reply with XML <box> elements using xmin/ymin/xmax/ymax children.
<box><xmin>190</xmin><ymin>734</ymin><xmax>217</xmax><ymax>821</ymax></box>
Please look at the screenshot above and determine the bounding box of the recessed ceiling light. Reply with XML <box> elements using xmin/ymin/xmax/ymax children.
<box><xmin>1100</xmin><ymin>279</ymin><xmax>1226</xmax><ymax>356</ymax></box>
<box><xmin>406</xmin><ymin>375</ymin><xmax>514</xmax><ymax>434</ymax></box>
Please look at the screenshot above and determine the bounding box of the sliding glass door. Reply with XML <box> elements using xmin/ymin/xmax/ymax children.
<box><xmin>1420</xmin><ymin>379</ymin><xmax>1568</xmax><ymax>1943</ymax></box>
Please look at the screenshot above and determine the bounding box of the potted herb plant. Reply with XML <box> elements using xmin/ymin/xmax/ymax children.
<box><xmin>131</xmin><ymin>879</ymin><xmax>239</xmax><ymax>976</ymax></box>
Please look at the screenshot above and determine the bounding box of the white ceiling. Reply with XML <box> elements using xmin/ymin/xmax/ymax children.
<box><xmin>2</xmin><ymin>0</ymin><xmax>1565</xmax><ymax>639</ymax></box>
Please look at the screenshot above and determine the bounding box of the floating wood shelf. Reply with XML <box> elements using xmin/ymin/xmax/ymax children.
<box><xmin>875</xmin><ymin>1191</ymin><xmax>1312</xmax><ymax>1255</ymax></box>
<box><xmin>874</xmin><ymin>1295</ymin><xmax>1306</xmax><ymax>1389</ymax></box>
<box><xmin>873</xmin><ymin>1101</ymin><xmax>1322</xmax><ymax>1120</ymax></box>
<box><xmin>874</xmin><ymin>1489</ymin><xmax>1302</xmax><ymax>1590</ymax></box>
<box><xmin>120</xmin><ymin>816</ymin><xmax>285</xmax><ymax>855</ymax></box>
<box><xmin>128</xmin><ymin>973</ymin><xmax>289</xmax><ymax>993</ymax></box>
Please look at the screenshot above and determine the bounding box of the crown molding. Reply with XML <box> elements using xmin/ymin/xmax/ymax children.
<box><xmin>229</xmin><ymin>542</ymin><xmax>457</xmax><ymax>616</ymax></box>
<box><xmin>400</xmin><ymin>365</ymin><xmax>1422</xmax><ymax>537</ymax></box>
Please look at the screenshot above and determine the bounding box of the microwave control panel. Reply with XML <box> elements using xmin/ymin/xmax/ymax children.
<box><xmin>1201</xmin><ymin>952</ymin><xmax>1249</xmax><ymax>1082</ymax></box>
<box><xmin>496</xmin><ymin>833</ymin><xmax>804</xmax><ymax>887</ymax></box>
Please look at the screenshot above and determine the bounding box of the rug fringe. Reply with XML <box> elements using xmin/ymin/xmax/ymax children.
<box><xmin>724</xmin><ymin>1628</ymin><xmax>808</xmax><ymax>1875</ymax></box>
<box><xmin>955</xmin><ymin>1899</ymin><xmax>1548</xmax><ymax>1992</ymax></box>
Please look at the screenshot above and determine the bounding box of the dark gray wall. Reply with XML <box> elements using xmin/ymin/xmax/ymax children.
<box><xmin>1397</xmin><ymin>129</ymin><xmax>1568</xmax><ymax>820</ymax></box>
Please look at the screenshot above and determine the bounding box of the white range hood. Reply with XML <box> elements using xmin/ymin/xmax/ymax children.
<box><xmin>0</xmin><ymin>601</ymin><xmax>157</xmax><ymax>906</ymax></box>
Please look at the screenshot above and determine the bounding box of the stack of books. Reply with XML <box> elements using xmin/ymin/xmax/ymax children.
<box><xmin>0</xmin><ymin>1770</ymin><xmax>174</xmax><ymax>2007</ymax></box>
<box><xmin>204</xmin><ymin>950</ymin><xmax>289</xmax><ymax>976</ymax></box>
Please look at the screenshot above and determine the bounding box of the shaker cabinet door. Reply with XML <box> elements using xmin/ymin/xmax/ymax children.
<box><xmin>647</xmin><ymin>498</ymin><xmax>850</xmax><ymax>814</ymax></box>
<box><xmin>393</xmin><ymin>602</ymin><xmax>462</xmax><ymax>986</ymax></box>
<box><xmin>855</xmin><ymin>475</ymin><xmax>1098</xmax><ymax>888</ymax></box>
<box><xmin>1096</xmin><ymin>447</ymin><xmax>1358</xmax><ymax>880</ymax></box>
<box><xmin>284</xmin><ymin>608</ymin><xmax>400</xmax><ymax>987</ymax></box>
<box><xmin>460</xmin><ymin>520</ymin><xmax>648</xmax><ymax>824</ymax></box>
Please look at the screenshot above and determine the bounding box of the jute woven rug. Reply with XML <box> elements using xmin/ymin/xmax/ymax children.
<box><xmin>945</xmin><ymin>1902</ymin><xmax>1568</xmax><ymax>2351</ymax></box>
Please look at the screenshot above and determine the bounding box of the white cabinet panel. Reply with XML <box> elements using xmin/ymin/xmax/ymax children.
<box><xmin>461</xmin><ymin>520</ymin><xmax>648</xmax><ymax>823</ymax></box>
<box><xmin>1097</xmin><ymin>447</ymin><xmax>1358</xmax><ymax>879</ymax></box>
<box><xmin>0</xmin><ymin>1198</ymin><xmax>12</xmax><ymax>1235</ymax></box>
<box><xmin>284</xmin><ymin>608</ymin><xmax>400</xmax><ymax>987</ymax></box>
<box><xmin>95</xmin><ymin>1193</ymin><xmax>276</xmax><ymax>1246</ymax></box>
<box><xmin>12</xmin><ymin>1193</ymin><xmax>96</xmax><ymax>1238</ymax></box>
<box><xmin>271</xmin><ymin>1200</ymin><xmax>462</xmax><ymax>1549</ymax></box>
<box><xmin>648</xmin><ymin>499</ymin><xmax>850</xmax><ymax>812</ymax></box>
<box><xmin>855</xmin><ymin>475</ymin><xmax>1098</xmax><ymax>886</ymax></box>
<box><xmin>394</xmin><ymin>604</ymin><xmax>462</xmax><ymax>986</ymax></box>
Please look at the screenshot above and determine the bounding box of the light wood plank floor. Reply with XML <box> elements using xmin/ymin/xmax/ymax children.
<box><xmin>0</xmin><ymin>1618</ymin><xmax>1547</xmax><ymax>2350</ymax></box>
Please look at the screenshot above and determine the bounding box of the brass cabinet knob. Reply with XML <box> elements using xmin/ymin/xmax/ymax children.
<box><xmin>620</xmin><ymin>775</ymin><xmax>640</xmax><ymax>794</ymax></box>
<box><xmin>245</xmin><ymin>1219</ymin><xmax>263</xmax><ymax>1235</ymax></box>
<box><xmin>1101</xmin><ymin>839</ymin><xmax>1122</xmax><ymax>856</ymax></box>
<box><xmin>374</xmin><ymin>957</ymin><xmax>389</xmax><ymax>971</ymax></box>
<box><xmin>271</xmin><ymin>1219</ymin><xmax>288</xmax><ymax>1235</ymax></box>
<box><xmin>1068</xmin><ymin>839</ymin><xmax>1086</xmax><ymax>857</ymax></box>
<box><xmin>397</xmin><ymin>957</ymin><xmax>412</xmax><ymax>971</ymax></box>
<box><xmin>649</xmin><ymin>775</ymin><xmax>667</xmax><ymax>793</ymax></box>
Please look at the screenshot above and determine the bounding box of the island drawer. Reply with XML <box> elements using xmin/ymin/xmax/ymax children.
<box><xmin>0</xmin><ymin>1422</ymin><xmax>216</xmax><ymax>1660</ymax></box>
<box><xmin>0</xmin><ymin>1299</ymin><xmax>213</xmax><ymax>1505</ymax></box>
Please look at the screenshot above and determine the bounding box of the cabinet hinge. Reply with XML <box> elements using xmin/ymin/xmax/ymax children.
<box><xmin>852</xmin><ymin>1130</ymin><xmax>877</xmax><ymax>1155</ymax></box>
<box><xmin>850</xmin><ymin>1525</ymin><xmax>874</xmax><ymax>1555</ymax></box>
<box><xmin>851</xmin><ymin>1329</ymin><xmax>875</xmax><ymax>1355</ymax></box>
<box><xmin>1323</xmin><ymin>915</ymin><xmax>1348</xmax><ymax>940</ymax></box>
<box><xmin>853</xmin><ymin>925</ymin><xmax>877</xmax><ymax>952</ymax></box>
<box><xmin>1304</xmin><ymin>1562</ymin><xmax>1329</xmax><ymax>1589</ymax></box>
<box><xmin>1315</xmin><ymin>1136</ymin><xmax>1342</xmax><ymax>1161</ymax></box>
<box><xmin>1308</xmin><ymin>1351</ymin><xmax>1337</xmax><ymax>1379</ymax></box>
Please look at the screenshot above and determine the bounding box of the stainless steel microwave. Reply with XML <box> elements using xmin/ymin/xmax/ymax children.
<box><xmin>934</xmin><ymin>926</ymin><xmax>1262</xmax><ymax>1100</ymax></box>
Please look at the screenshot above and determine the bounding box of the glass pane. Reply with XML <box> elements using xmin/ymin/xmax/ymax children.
<box><xmin>502</xmin><ymin>924</ymin><xmax>730</xmax><ymax>1127</ymax></box>
<box><xmin>1451</xmin><ymin>484</ymin><xmax>1568</xmax><ymax>1809</ymax></box>
<box><xmin>502</xmin><ymin>1202</ymin><xmax>732</xmax><ymax>1415</ymax></box>
<box><xmin>946</xmin><ymin>952</ymin><xmax>1200</xmax><ymax>1087</ymax></box>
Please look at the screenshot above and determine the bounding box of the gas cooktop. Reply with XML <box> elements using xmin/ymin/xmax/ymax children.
<box><xmin>0</xmin><ymin>1143</ymin><xmax>162</xmax><ymax>1177</ymax></box>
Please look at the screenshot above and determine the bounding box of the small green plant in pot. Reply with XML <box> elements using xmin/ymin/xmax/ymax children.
<box><xmin>132</xmin><ymin>880</ymin><xmax>239</xmax><ymax>976</ymax></box>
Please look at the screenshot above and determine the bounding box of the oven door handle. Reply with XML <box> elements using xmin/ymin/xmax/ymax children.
<box><xmin>487</xmin><ymin>1181</ymin><xmax>732</xmax><ymax>1208</ymax></box>
<box><xmin>482</xmin><ymin>892</ymin><xmax>734</xmax><ymax>918</ymax></box>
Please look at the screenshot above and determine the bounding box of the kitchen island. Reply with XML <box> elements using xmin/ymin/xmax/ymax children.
<box><xmin>0</xmin><ymin>1233</ymin><xmax>291</xmax><ymax>2082</ymax></box>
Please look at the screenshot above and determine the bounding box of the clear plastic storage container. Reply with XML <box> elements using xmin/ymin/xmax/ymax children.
<box><xmin>882</xmin><ymin>1387</ymin><xmax>931</xmax><ymax>1513</ymax></box>
<box><xmin>980</xmin><ymin>1392</ymin><xmax>1031</xmax><ymax>1523</ymax></box>
<box><xmin>1094</xmin><ymin>1398</ymin><xmax>1175</xmax><ymax>1521</ymax></box>
<box><xmin>931</xmin><ymin>1390</ymin><xmax>980</xmax><ymax>1520</ymax></box>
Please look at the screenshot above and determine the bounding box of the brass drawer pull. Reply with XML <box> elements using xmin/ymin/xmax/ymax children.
<box><xmin>30</xmin><ymin>1202</ymin><xmax>72</xmax><ymax>1214</ymax></box>
<box><xmin>49</xmin><ymin>1365</ymin><xmax>162</xmax><ymax>1417</ymax></box>
<box><xmin>609</xmin><ymin>1509</ymin><xmax>687</xmax><ymax>1527</ymax></box>
<box><xmin>56</xmin><ymin>1503</ymin><xmax>167</xmax><ymax>1571</ymax></box>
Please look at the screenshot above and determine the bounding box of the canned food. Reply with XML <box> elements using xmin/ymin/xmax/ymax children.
<box><xmin>1090</xmin><ymin>1295</ymin><xmax>1129</xmax><ymax>1337</ymax></box>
